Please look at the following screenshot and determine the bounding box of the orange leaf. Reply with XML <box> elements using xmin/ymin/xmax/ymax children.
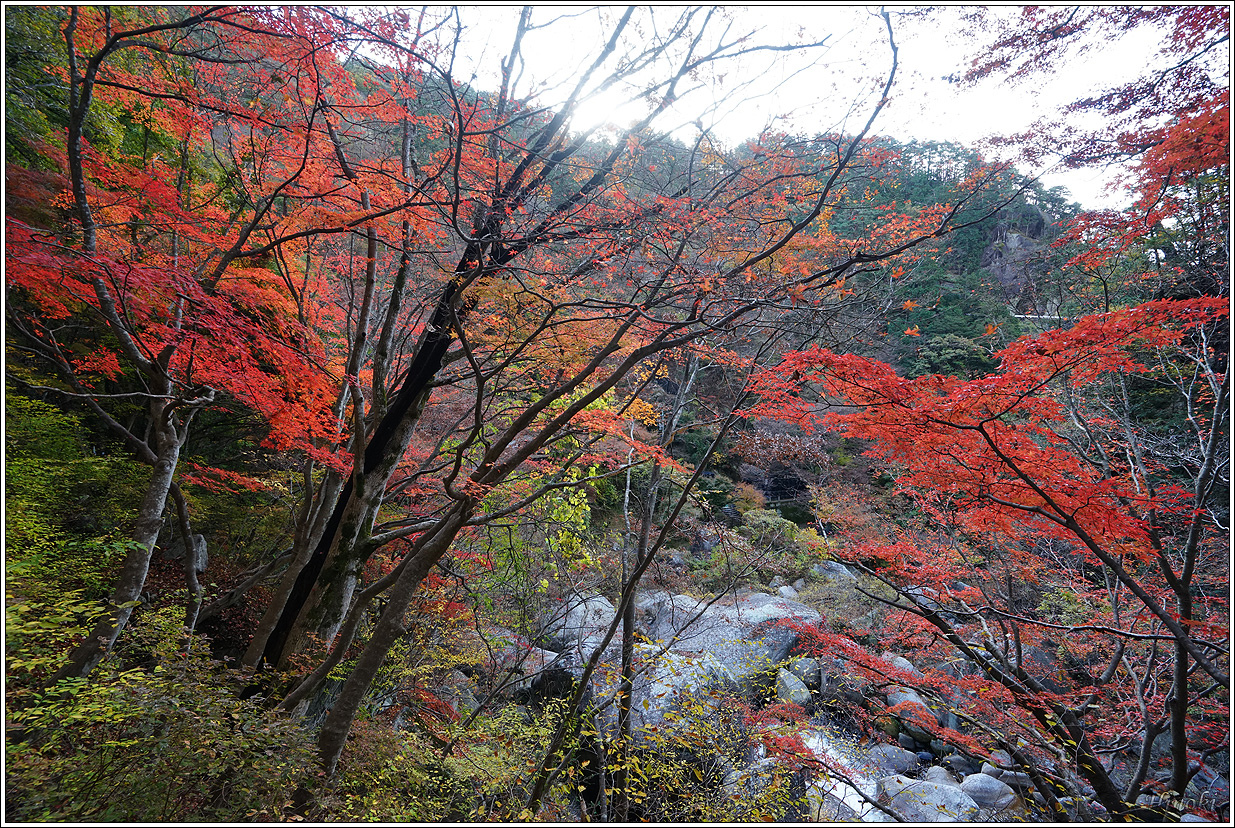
<box><xmin>904</xmin><ymin>325</ymin><xmax>921</xmax><ymax>337</ymax></box>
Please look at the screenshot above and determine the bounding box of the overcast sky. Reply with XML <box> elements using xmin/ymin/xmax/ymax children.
<box><xmin>447</xmin><ymin>6</ymin><xmax>1192</xmax><ymax>211</ymax></box>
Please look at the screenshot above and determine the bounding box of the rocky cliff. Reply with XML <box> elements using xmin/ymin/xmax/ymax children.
<box><xmin>979</xmin><ymin>204</ymin><xmax>1053</xmax><ymax>299</ymax></box>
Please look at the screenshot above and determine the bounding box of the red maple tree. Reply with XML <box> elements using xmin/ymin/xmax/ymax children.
<box><xmin>751</xmin><ymin>296</ymin><xmax>1229</xmax><ymax>817</ymax></box>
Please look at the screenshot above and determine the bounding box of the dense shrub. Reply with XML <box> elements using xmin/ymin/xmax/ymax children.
<box><xmin>5</xmin><ymin>608</ymin><xmax>316</xmax><ymax>822</ymax></box>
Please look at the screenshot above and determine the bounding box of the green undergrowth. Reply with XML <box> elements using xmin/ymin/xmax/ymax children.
<box><xmin>5</xmin><ymin>607</ymin><xmax>316</xmax><ymax>822</ymax></box>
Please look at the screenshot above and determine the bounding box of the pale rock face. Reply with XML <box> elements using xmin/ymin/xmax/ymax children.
<box><xmin>979</xmin><ymin>208</ymin><xmax>1050</xmax><ymax>297</ymax></box>
<box><xmin>806</xmin><ymin>782</ymin><xmax>859</xmax><ymax>822</ymax></box>
<box><xmin>865</xmin><ymin>743</ymin><xmax>921</xmax><ymax>776</ymax></box>
<box><xmin>961</xmin><ymin>772</ymin><xmax>1019</xmax><ymax>810</ymax></box>
<box><xmin>923</xmin><ymin>765</ymin><xmax>960</xmax><ymax>787</ymax></box>
<box><xmin>531</xmin><ymin>589</ymin><xmax>827</xmax><ymax>740</ymax></box>
<box><xmin>776</xmin><ymin>667</ymin><xmax>811</xmax><ymax>706</ymax></box>
<box><xmin>877</xmin><ymin>774</ymin><xmax>981</xmax><ymax>822</ymax></box>
<box><xmin>587</xmin><ymin>646</ymin><xmax>737</xmax><ymax>740</ymax></box>
<box><xmin>812</xmin><ymin>560</ymin><xmax>858</xmax><ymax>582</ymax></box>
<box><xmin>643</xmin><ymin>591</ymin><xmax>821</xmax><ymax>694</ymax></box>
<box><xmin>540</xmin><ymin>592</ymin><xmax>617</xmax><ymax>653</ymax></box>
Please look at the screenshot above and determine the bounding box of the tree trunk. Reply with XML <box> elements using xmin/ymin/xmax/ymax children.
<box><xmin>614</xmin><ymin>460</ymin><xmax>661</xmax><ymax>822</ymax></box>
<box><xmin>1169</xmin><ymin>640</ymin><xmax>1191</xmax><ymax>795</ymax></box>
<box><xmin>242</xmin><ymin>470</ymin><xmax>343</xmax><ymax>669</ymax></box>
<box><xmin>51</xmin><ymin>411</ymin><xmax>184</xmax><ymax>681</ymax></box>
<box><xmin>277</xmin><ymin>476</ymin><xmax>385</xmax><ymax>667</ymax></box>
<box><xmin>258</xmin><ymin>276</ymin><xmax>467</xmax><ymax>669</ymax></box>
<box><xmin>317</xmin><ymin>507</ymin><xmax>471</xmax><ymax>775</ymax></box>
<box><xmin>613</xmin><ymin>356</ymin><xmax>695</xmax><ymax>818</ymax></box>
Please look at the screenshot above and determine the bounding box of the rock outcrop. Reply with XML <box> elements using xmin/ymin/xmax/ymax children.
<box><xmin>642</xmin><ymin>590</ymin><xmax>821</xmax><ymax>696</ymax></box>
<box><xmin>979</xmin><ymin>205</ymin><xmax>1051</xmax><ymax>298</ymax></box>
<box><xmin>502</xmin><ymin>591</ymin><xmax>1190</xmax><ymax>823</ymax></box>
<box><xmin>878</xmin><ymin>774</ymin><xmax>981</xmax><ymax>821</ymax></box>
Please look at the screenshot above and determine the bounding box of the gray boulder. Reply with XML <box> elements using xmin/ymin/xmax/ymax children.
<box><xmin>818</xmin><ymin>655</ymin><xmax>846</xmax><ymax>685</ymax></box>
<box><xmin>864</xmin><ymin>743</ymin><xmax>921</xmax><ymax>776</ymax></box>
<box><xmin>438</xmin><ymin>669</ymin><xmax>479</xmax><ymax>717</ymax></box>
<box><xmin>881</xmin><ymin>652</ymin><xmax>924</xmax><ymax>678</ymax></box>
<box><xmin>1185</xmin><ymin>761</ymin><xmax>1229</xmax><ymax>813</ymax></box>
<box><xmin>633</xmin><ymin>589</ymin><xmax>671</xmax><ymax>635</ymax></box>
<box><xmin>776</xmin><ymin>668</ymin><xmax>811</xmax><ymax>706</ymax></box>
<box><xmin>941</xmin><ymin>753</ymin><xmax>976</xmax><ymax>778</ymax></box>
<box><xmin>812</xmin><ymin>560</ymin><xmax>858</xmax><ymax>582</ymax></box>
<box><xmin>806</xmin><ymin>782</ymin><xmax>859</xmax><ymax>822</ymax></box>
<box><xmin>486</xmin><ymin>628</ymin><xmax>561</xmax><ymax>695</ymax></box>
<box><xmin>816</xmin><ymin>656</ymin><xmax>868</xmax><ymax>707</ymax></box>
<box><xmin>981</xmin><ymin>748</ymin><xmax>1014</xmax><ymax>778</ymax></box>
<box><xmin>163</xmin><ymin>532</ymin><xmax>208</xmax><ymax>572</ymax></box>
<box><xmin>997</xmin><ymin>770</ymin><xmax>1035</xmax><ymax>792</ymax></box>
<box><xmin>978</xmin><ymin>750</ymin><xmax>1037</xmax><ymax>793</ymax></box>
<box><xmin>878</xmin><ymin>774</ymin><xmax>980</xmax><ymax>821</ymax></box>
<box><xmin>961</xmin><ymin>772</ymin><xmax>1019</xmax><ymax>810</ymax></box>
<box><xmin>589</xmin><ymin>645</ymin><xmax>736</xmax><ymax>739</ymax></box>
<box><xmin>638</xmin><ymin>591</ymin><xmax>701</xmax><ymax>641</ymax></box>
<box><xmin>904</xmin><ymin>584</ymin><xmax>942</xmax><ymax>612</ymax></box>
<box><xmin>885</xmin><ymin>686</ymin><xmax>932</xmax><ymax>710</ymax></box>
<box><xmin>541</xmin><ymin>592</ymin><xmax>617</xmax><ymax>654</ymax></box>
<box><xmin>644</xmin><ymin>591</ymin><xmax>821</xmax><ymax>694</ymax></box>
<box><xmin>885</xmin><ymin>686</ymin><xmax>939</xmax><ymax>742</ymax></box>
<box><xmin>1016</xmin><ymin>645</ymin><xmax>1068</xmax><ymax>693</ymax></box>
<box><xmin>788</xmin><ymin>656</ymin><xmax>820</xmax><ymax>690</ymax></box>
<box><xmin>923</xmin><ymin>766</ymin><xmax>960</xmax><ymax>787</ymax></box>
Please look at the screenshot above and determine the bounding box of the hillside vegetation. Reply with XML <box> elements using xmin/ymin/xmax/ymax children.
<box><xmin>4</xmin><ymin>6</ymin><xmax>1228</xmax><ymax>823</ymax></box>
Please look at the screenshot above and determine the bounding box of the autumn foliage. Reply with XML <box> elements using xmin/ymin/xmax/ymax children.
<box><xmin>751</xmin><ymin>296</ymin><xmax>1228</xmax><ymax>815</ymax></box>
<box><xmin>3</xmin><ymin>5</ymin><xmax>1227</xmax><ymax>822</ymax></box>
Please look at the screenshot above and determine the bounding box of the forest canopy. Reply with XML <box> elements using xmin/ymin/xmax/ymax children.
<box><xmin>4</xmin><ymin>5</ymin><xmax>1228</xmax><ymax>823</ymax></box>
